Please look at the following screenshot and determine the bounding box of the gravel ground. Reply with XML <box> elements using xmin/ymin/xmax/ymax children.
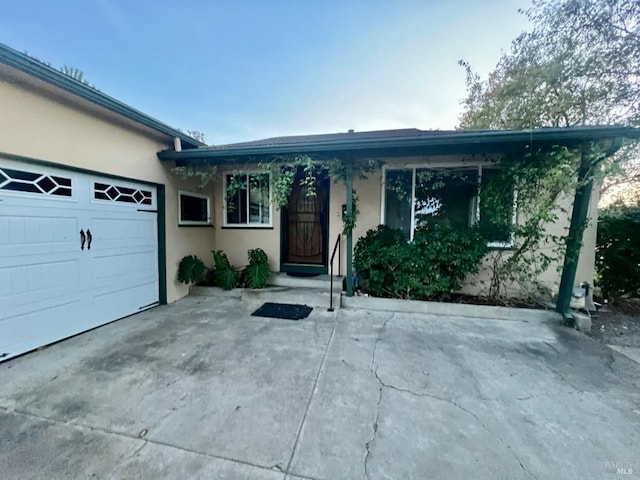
<box><xmin>589</xmin><ymin>298</ymin><xmax>640</xmax><ymax>347</ymax></box>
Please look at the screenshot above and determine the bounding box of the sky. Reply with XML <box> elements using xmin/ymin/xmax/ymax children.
<box><xmin>0</xmin><ymin>0</ymin><xmax>532</xmax><ymax>145</ymax></box>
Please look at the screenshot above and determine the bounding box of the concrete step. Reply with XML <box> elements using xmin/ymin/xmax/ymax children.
<box><xmin>269</xmin><ymin>272</ymin><xmax>344</xmax><ymax>290</ymax></box>
<box><xmin>243</xmin><ymin>286</ymin><xmax>341</xmax><ymax>310</ymax></box>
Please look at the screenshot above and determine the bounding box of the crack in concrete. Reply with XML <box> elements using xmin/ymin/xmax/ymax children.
<box><xmin>364</xmin><ymin>313</ymin><xmax>394</xmax><ymax>480</ymax></box>
<box><xmin>365</xmin><ymin>313</ymin><xmax>538</xmax><ymax>480</ymax></box>
<box><xmin>108</xmin><ymin>439</ymin><xmax>148</xmax><ymax>480</ymax></box>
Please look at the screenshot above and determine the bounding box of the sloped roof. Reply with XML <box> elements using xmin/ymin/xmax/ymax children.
<box><xmin>159</xmin><ymin>125</ymin><xmax>640</xmax><ymax>164</ymax></box>
<box><xmin>220</xmin><ymin>128</ymin><xmax>456</xmax><ymax>148</ymax></box>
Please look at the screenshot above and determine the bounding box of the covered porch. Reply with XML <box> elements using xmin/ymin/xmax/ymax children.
<box><xmin>159</xmin><ymin>126</ymin><xmax>639</xmax><ymax>314</ymax></box>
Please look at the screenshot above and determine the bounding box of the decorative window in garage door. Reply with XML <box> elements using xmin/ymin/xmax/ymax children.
<box><xmin>0</xmin><ymin>167</ymin><xmax>72</xmax><ymax>196</ymax></box>
<box><xmin>94</xmin><ymin>182</ymin><xmax>152</xmax><ymax>205</ymax></box>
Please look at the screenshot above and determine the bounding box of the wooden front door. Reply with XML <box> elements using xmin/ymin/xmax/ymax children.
<box><xmin>281</xmin><ymin>169</ymin><xmax>329</xmax><ymax>274</ymax></box>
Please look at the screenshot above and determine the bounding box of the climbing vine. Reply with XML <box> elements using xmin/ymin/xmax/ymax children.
<box><xmin>171</xmin><ymin>161</ymin><xmax>218</xmax><ymax>190</ymax></box>
<box><xmin>479</xmin><ymin>144</ymin><xmax>605</xmax><ymax>302</ymax></box>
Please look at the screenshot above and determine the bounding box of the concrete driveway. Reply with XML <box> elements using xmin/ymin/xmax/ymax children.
<box><xmin>1</xmin><ymin>296</ymin><xmax>638</xmax><ymax>480</ymax></box>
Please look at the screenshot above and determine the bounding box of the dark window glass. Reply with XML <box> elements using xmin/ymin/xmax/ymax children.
<box><xmin>36</xmin><ymin>176</ymin><xmax>56</xmax><ymax>192</ymax></box>
<box><xmin>479</xmin><ymin>169</ymin><xmax>514</xmax><ymax>243</ymax></box>
<box><xmin>52</xmin><ymin>187</ymin><xmax>72</xmax><ymax>197</ymax></box>
<box><xmin>53</xmin><ymin>176</ymin><xmax>72</xmax><ymax>187</ymax></box>
<box><xmin>180</xmin><ymin>193</ymin><xmax>209</xmax><ymax>222</ymax></box>
<box><xmin>414</xmin><ymin>168</ymin><xmax>478</xmax><ymax>231</ymax></box>
<box><xmin>117</xmin><ymin>194</ymin><xmax>136</xmax><ymax>203</ymax></box>
<box><xmin>2</xmin><ymin>182</ymin><xmax>41</xmax><ymax>193</ymax></box>
<box><xmin>1</xmin><ymin>168</ymin><xmax>39</xmax><ymax>181</ymax></box>
<box><xmin>225</xmin><ymin>175</ymin><xmax>248</xmax><ymax>224</ymax></box>
<box><xmin>384</xmin><ymin>169</ymin><xmax>412</xmax><ymax>239</ymax></box>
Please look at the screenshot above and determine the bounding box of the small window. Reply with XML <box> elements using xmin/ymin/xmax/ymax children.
<box><xmin>224</xmin><ymin>172</ymin><xmax>271</xmax><ymax>227</ymax></box>
<box><xmin>0</xmin><ymin>167</ymin><xmax>72</xmax><ymax>197</ymax></box>
<box><xmin>179</xmin><ymin>191</ymin><xmax>211</xmax><ymax>226</ymax></box>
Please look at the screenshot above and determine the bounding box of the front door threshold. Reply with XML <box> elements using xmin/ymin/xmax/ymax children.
<box><xmin>280</xmin><ymin>264</ymin><xmax>327</xmax><ymax>275</ymax></box>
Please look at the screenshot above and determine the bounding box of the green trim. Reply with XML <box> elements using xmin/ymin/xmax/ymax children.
<box><xmin>221</xmin><ymin>226</ymin><xmax>273</xmax><ymax>230</ymax></box>
<box><xmin>158</xmin><ymin>126</ymin><xmax>639</xmax><ymax>163</ymax></box>
<box><xmin>280</xmin><ymin>264</ymin><xmax>328</xmax><ymax>275</ymax></box>
<box><xmin>0</xmin><ymin>43</ymin><xmax>204</xmax><ymax>149</ymax></box>
<box><xmin>555</xmin><ymin>148</ymin><xmax>594</xmax><ymax>316</ymax></box>
<box><xmin>157</xmin><ymin>186</ymin><xmax>168</xmax><ymax>305</ymax></box>
<box><xmin>345</xmin><ymin>162</ymin><xmax>354</xmax><ymax>297</ymax></box>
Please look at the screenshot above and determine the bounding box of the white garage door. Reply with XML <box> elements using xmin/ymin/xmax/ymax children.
<box><xmin>0</xmin><ymin>158</ymin><xmax>159</xmax><ymax>362</ymax></box>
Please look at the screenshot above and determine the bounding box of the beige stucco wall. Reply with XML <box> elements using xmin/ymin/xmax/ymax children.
<box><xmin>211</xmin><ymin>154</ymin><xmax>597</xmax><ymax>298</ymax></box>
<box><xmin>0</xmin><ymin>69</ymin><xmax>214</xmax><ymax>303</ymax></box>
<box><xmin>348</xmin><ymin>155</ymin><xmax>598</xmax><ymax>298</ymax></box>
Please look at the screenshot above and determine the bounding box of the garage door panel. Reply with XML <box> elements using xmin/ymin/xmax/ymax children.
<box><xmin>1</xmin><ymin>159</ymin><xmax>159</xmax><ymax>361</ymax></box>
<box><xmin>92</xmin><ymin>281</ymin><xmax>158</xmax><ymax>325</ymax></box>
<box><xmin>0</xmin><ymin>259</ymin><xmax>80</xmax><ymax>299</ymax></box>
<box><xmin>91</xmin><ymin>250</ymin><xmax>157</xmax><ymax>280</ymax></box>
<box><xmin>0</xmin><ymin>299</ymin><xmax>84</xmax><ymax>358</ymax></box>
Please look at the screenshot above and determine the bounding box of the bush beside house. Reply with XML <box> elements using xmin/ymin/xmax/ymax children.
<box><xmin>596</xmin><ymin>204</ymin><xmax>640</xmax><ymax>299</ymax></box>
<box><xmin>354</xmin><ymin>224</ymin><xmax>488</xmax><ymax>300</ymax></box>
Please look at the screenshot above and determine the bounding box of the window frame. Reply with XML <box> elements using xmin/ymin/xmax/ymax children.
<box><xmin>178</xmin><ymin>190</ymin><xmax>212</xmax><ymax>226</ymax></box>
<box><xmin>222</xmin><ymin>171</ymin><xmax>273</xmax><ymax>228</ymax></box>
<box><xmin>380</xmin><ymin>163</ymin><xmax>517</xmax><ymax>248</ymax></box>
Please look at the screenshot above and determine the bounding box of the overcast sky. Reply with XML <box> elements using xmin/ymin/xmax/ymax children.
<box><xmin>0</xmin><ymin>0</ymin><xmax>531</xmax><ymax>144</ymax></box>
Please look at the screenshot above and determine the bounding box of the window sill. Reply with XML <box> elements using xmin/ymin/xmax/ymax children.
<box><xmin>222</xmin><ymin>225</ymin><xmax>274</xmax><ymax>230</ymax></box>
<box><xmin>178</xmin><ymin>223</ymin><xmax>214</xmax><ymax>228</ymax></box>
<box><xmin>487</xmin><ymin>242</ymin><xmax>516</xmax><ymax>250</ymax></box>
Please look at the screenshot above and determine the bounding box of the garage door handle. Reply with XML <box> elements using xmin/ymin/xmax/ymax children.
<box><xmin>87</xmin><ymin>229</ymin><xmax>93</xmax><ymax>250</ymax></box>
<box><xmin>80</xmin><ymin>229</ymin><xmax>86</xmax><ymax>250</ymax></box>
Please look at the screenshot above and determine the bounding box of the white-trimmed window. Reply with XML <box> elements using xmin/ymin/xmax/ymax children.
<box><xmin>178</xmin><ymin>191</ymin><xmax>211</xmax><ymax>226</ymax></box>
<box><xmin>224</xmin><ymin>172</ymin><xmax>271</xmax><ymax>227</ymax></box>
<box><xmin>382</xmin><ymin>165</ymin><xmax>516</xmax><ymax>247</ymax></box>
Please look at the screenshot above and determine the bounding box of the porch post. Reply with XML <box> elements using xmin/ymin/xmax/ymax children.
<box><xmin>555</xmin><ymin>147</ymin><xmax>594</xmax><ymax>316</ymax></box>
<box><xmin>345</xmin><ymin>161</ymin><xmax>354</xmax><ymax>297</ymax></box>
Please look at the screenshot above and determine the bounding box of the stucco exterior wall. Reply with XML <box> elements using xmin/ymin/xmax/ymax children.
<box><xmin>348</xmin><ymin>155</ymin><xmax>598</xmax><ymax>298</ymax></box>
<box><xmin>210</xmin><ymin>154</ymin><xmax>597</xmax><ymax>298</ymax></box>
<box><xmin>0</xmin><ymin>73</ymin><xmax>213</xmax><ymax>303</ymax></box>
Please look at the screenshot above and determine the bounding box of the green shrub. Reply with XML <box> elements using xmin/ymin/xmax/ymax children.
<box><xmin>212</xmin><ymin>250</ymin><xmax>240</xmax><ymax>290</ymax></box>
<box><xmin>243</xmin><ymin>248</ymin><xmax>271</xmax><ymax>289</ymax></box>
<box><xmin>354</xmin><ymin>224</ymin><xmax>488</xmax><ymax>300</ymax></box>
<box><xmin>177</xmin><ymin>255</ymin><xmax>207</xmax><ymax>285</ymax></box>
<box><xmin>596</xmin><ymin>204</ymin><xmax>640</xmax><ymax>298</ymax></box>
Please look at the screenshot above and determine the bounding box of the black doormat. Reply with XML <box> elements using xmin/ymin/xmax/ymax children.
<box><xmin>251</xmin><ymin>302</ymin><xmax>313</xmax><ymax>321</ymax></box>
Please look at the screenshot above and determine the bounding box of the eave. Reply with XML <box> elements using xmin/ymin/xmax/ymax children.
<box><xmin>157</xmin><ymin>125</ymin><xmax>640</xmax><ymax>165</ymax></box>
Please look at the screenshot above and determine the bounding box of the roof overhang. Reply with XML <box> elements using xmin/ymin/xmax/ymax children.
<box><xmin>0</xmin><ymin>42</ymin><xmax>206</xmax><ymax>149</ymax></box>
<box><xmin>158</xmin><ymin>125</ymin><xmax>640</xmax><ymax>166</ymax></box>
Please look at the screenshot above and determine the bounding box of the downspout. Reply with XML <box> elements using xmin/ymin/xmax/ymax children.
<box><xmin>555</xmin><ymin>139</ymin><xmax>620</xmax><ymax>317</ymax></box>
<box><xmin>345</xmin><ymin>161</ymin><xmax>354</xmax><ymax>297</ymax></box>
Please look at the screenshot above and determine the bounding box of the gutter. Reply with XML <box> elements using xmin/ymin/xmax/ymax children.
<box><xmin>157</xmin><ymin>126</ymin><xmax>640</xmax><ymax>161</ymax></box>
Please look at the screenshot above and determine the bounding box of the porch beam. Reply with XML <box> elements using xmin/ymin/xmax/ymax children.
<box><xmin>345</xmin><ymin>161</ymin><xmax>354</xmax><ymax>297</ymax></box>
<box><xmin>555</xmin><ymin>146</ymin><xmax>594</xmax><ymax>317</ymax></box>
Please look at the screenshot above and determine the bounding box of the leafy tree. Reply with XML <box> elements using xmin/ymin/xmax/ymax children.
<box><xmin>459</xmin><ymin>0</ymin><xmax>640</xmax><ymax>203</ymax></box>
<box><xmin>187</xmin><ymin>130</ymin><xmax>206</xmax><ymax>144</ymax></box>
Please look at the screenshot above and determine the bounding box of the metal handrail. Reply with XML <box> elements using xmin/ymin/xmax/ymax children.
<box><xmin>328</xmin><ymin>234</ymin><xmax>342</xmax><ymax>311</ymax></box>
